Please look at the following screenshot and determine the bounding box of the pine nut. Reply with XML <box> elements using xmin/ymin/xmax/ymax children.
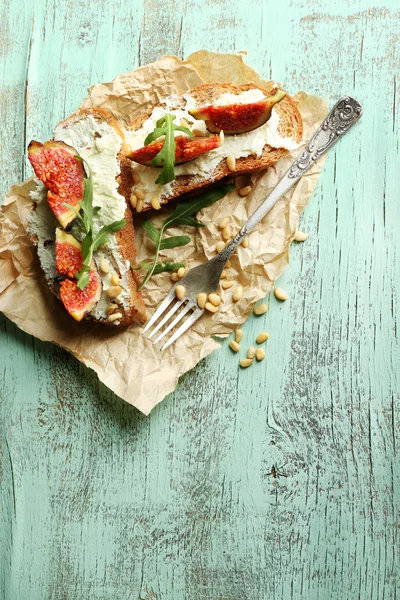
<box><xmin>132</xmin><ymin>171</ymin><xmax>141</xmax><ymax>184</ymax></box>
<box><xmin>106</xmin><ymin>303</ymin><xmax>117</xmax><ymax>315</ymax></box>
<box><xmin>241</xmin><ymin>236</ymin><xmax>249</xmax><ymax>248</ymax></box>
<box><xmin>240</xmin><ymin>358</ymin><xmax>253</xmax><ymax>368</ymax></box>
<box><xmin>254</xmin><ymin>303</ymin><xmax>268</xmax><ymax>316</ymax></box>
<box><xmin>219</xmin><ymin>130</ymin><xmax>225</xmax><ymax>143</ymax></box>
<box><xmin>108</xmin><ymin>312</ymin><xmax>123</xmax><ymax>323</ymax></box>
<box><xmin>177</xmin><ymin>267</ymin><xmax>185</xmax><ymax>278</ymax></box>
<box><xmin>222</xmin><ymin>280</ymin><xmax>234</xmax><ymax>289</ymax></box>
<box><xmin>192</xmin><ymin>128</ymin><xmax>206</xmax><ymax>137</ymax></box>
<box><xmin>151</xmin><ymin>196</ymin><xmax>161</xmax><ymax>210</ymax></box>
<box><xmin>247</xmin><ymin>346</ymin><xmax>256</xmax><ymax>359</ymax></box>
<box><xmin>235</xmin><ymin>329</ymin><xmax>243</xmax><ymax>343</ymax></box>
<box><xmin>99</xmin><ymin>259</ymin><xmax>110</xmax><ymax>274</ymax></box>
<box><xmin>129</xmin><ymin>193</ymin><xmax>137</xmax><ymax>209</ymax></box>
<box><xmin>134</xmin><ymin>187</ymin><xmax>145</xmax><ymax>200</ymax></box>
<box><xmin>256</xmin><ymin>331</ymin><xmax>269</xmax><ymax>344</ymax></box>
<box><xmin>110</xmin><ymin>273</ymin><xmax>120</xmax><ymax>286</ymax></box>
<box><xmin>218</xmin><ymin>217</ymin><xmax>230</xmax><ymax>230</ymax></box>
<box><xmin>226</xmin><ymin>155</ymin><xmax>236</xmax><ymax>171</ymax></box>
<box><xmin>232</xmin><ymin>285</ymin><xmax>243</xmax><ymax>302</ymax></box>
<box><xmin>274</xmin><ymin>287</ymin><xmax>288</xmax><ymax>301</ymax></box>
<box><xmin>255</xmin><ymin>347</ymin><xmax>266</xmax><ymax>361</ymax></box>
<box><xmin>220</xmin><ymin>270</ymin><xmax>228</xmax><ymax>279</ymax></box>
<box><xmin>171</xmin><ymin>272</ymin><xmax>179</xmax><ymax>282</ymax></box>
<box><xmin>175</xmin><ymin>285</ymin><xmax>185</xmax><ymax>300</ymax></box>
<box><xmin>216</xmin><ymin>241</ymin><xmax>226</xmax><ymax>253</ymax></box>
<box><xmin>229</xmin><ymin>340</ymin><xmax>240</xmax><ymax>352</ymax></box>
<box><xmin>239</xmin><ymin>185</ymin><xmax>252</xmax><ymax>197</ymax></box>
<box><xmin>205</xmin><ymin>302</ymin><xmax>218</xmax><ymax>313</ymax></box>
<box><xmin>180</xmin><ymin>118</ymin><xmax>190</xmax><ymax>128</ymax></box>
<box><xmin>294</xmin><ymin>230</ymin><xmax>308</xmax><ymax>242</ymax></box>
<box><xmin>136</xmin><ymin>199</ymin><xmax>144</xmax><ymax>213</ymax></box>
<box><xmin>207</xmin><ymin>293</ymin><xmax>221</xmax><ymax>307</ymax></box>
<box><xmin>106</xmin><ymin>285</ymin><xmax>123</xmax><ymax>298</ymax></box>
<box><xmin>222</xmin><ymin>226</ymin><xmax>231</xmax><ymax>241</ymax></box>
<box><xmin>197</xmin><ymin>293</ymin><xmax>207</xmax><ymax>309</ymax></box>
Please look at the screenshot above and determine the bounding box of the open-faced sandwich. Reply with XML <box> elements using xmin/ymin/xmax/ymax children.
<box><xmin>27</xmin><ymin>83</ymin><xmax>303</xmax><ymax>326</ymax></box>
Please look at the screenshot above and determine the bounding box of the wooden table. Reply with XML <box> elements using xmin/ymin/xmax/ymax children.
<box><xmin>1</xmin><ymin>1</ymin><xmax>399</xmax><ymax>598</ymax></box>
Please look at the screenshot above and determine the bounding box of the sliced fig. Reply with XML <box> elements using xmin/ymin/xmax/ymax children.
<box><xmin>59</xmin><ymin>267</ymin><xmax>102</xmax><ymax>322</ymax></box>
<box><xmin>28</xmin><ymin>140</ymin><xmax>85</xmax><ymax>229</ymax></box>
<box><xmin>128</xmin><ymin>135</ymin><xmax>222</xmax><ymax>167</ymax></box>
<box><xmin>189</xmin><ymin>88</ymin><xmax>286</xmax><ymax>134</ymax></box>
<box><xmin>55</xmin><ymin>228</ymin><xmax>82</xmax><ymax>278</ymax></box>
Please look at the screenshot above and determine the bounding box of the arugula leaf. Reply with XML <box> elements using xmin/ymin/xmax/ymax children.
<box><xmin>132</xmin><ymin>261</ymin><xmax>185</xmax><ymax>275</ymax></box>
<box><xmin>62</xmin><ymin>155</ymin><xmax>126</xmax><ymax>290</ymax></box>
<box><xmin>138</xmin><ymin>183</ymin><xmax>235</xmax><ymax>290</ymax></box>
<box><xmin>144</xmin><ymin>114</ymin><xmax>193</xmax><ymax>185</ymax></box>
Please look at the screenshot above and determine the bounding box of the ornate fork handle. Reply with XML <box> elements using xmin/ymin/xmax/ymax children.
<box><xmin>219</xmin><ymin>96</ymin><xmax>362</xmax><ymax>262</ymax></box>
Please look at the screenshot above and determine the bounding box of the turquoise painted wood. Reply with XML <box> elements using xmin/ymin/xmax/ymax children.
<box><xmin>1</xmin><ymin>1</ymin><xmax>399</xmax><ymax>598</ymax></box>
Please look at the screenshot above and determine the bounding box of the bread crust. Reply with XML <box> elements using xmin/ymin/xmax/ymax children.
<box><xmin>30</xmin><ymin>107</ymin><xmax>147</xmax><ymax>326</ymax></box>
<box><xmin>120</xmin><ymin>83</ymin><xmax>303</xmax><ymax>212</ymax></box>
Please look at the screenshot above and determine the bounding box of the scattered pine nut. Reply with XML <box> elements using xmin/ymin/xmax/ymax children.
<box><xmin>220</xmin><ymin>270</ymin><xmax>228</xmax><ymax>279</ymax></box>
<box><xmin>192</xmin><ymin>128</ymin><xmax>206</xmax><ymax>137</ymax></box>
<box><xmin>108</xmin><ymin>312</ymin><xmax>123</xmax><ymax>323</ymax></box>
<box><xmin>232</xmin><ymin>285</ymin><xmax>243</xmax><ymax>302</ymax></box>
<box><xmin>274</xmin><ymin>287</ymin><xmax>288</xmax><ymax>301</ymax></box>
<box><xmin>129</xmin><ymin>194</ymin><xmax>137</xmax><ymax>209</ymax></box>
<box><xmin>180</xmin><ymin>118</ymin><xmax>190</xmax><ymax>128</ymax></box>
<box><xmin>99</xmin><ymin>259</ymin><xmax>110</xmax><ymax>274</ymax></box>
<box><xmin>247</xmin><ymin>346</ymin><xmax>256</xmax><ymax>359</ymax></box>
<box><xmin>132</xmin><ymin>171</ymin><xmax>141</xmax><ymax>184</ymax></box>
<box><xmin>254</xmin><ymin>303</ymin><xmax>268</xmax><ymax>316</ymax></box>
<box><xmin>256</xmin><ymin>332</ymin><xmax>269</xmax><ymax>344</ymax></box>
<box><xmin>218</xmin><ymin>217</ymin><xmax>230</xmax><ymax>230</ymax></box>
<box><xmin>240</xmin><ymin>358</ymin><xmax>253</xmax><ymax>368</ymax></box>
<box><xmin>229</xmin><ymin>340</ymin><xmax>240</xmax><ymax>352</ymax></box>
<box><xmin>106</xmin><ymin>303</ymin><xmax>117</xmax><ymax>315</ymax></box>
<box><xmin>110</xmin><ymin>273</ymin><xmax>120</xmax><ymax>286</ymax></box>
<box><xmin>175</xmin><ymin>285</ymin><xmax>185</xmax><ymax>300</ymax></box>
<box><xmin>136</xmin><ymin>199</ymin><xmax>144</xmax><ymax>213</ymax></box>
<box><xmin>177</xmin><ymin>267</ymin><xmax>185</xmax><ymax>278</ymax></box>
<box><xmin>241</xmin><ymin>236</ymin><xmax>249</xmax><ymax>248</ymax></box>
<box><xmin>106</xmin><ymin>285</ymin><xmax>123</xmax><ymax>298</ymax></box>
<box><xmin>208</xmin><ymin>293</ymin><xmax>221</xmax><ymax>307</ymax></box>
<box><xmin>255</xmin><ymin>347</ymin><xmax>266</xmax><ymax>361</ymax></box>
<box><xmin>222</xmin><ymin>280</ymin><xmax>234</xmax><ymax>289</ymax></box>
<box><xmin>171</xmin><ymin>272</ymin><xmax>179</xmax><ymax>282</ymax></box>
<box><xmin>239</xmin><ymin>185</ymin><xmax>252</xmax><ymax>197</ymax></box>
<box><xmin>216</xmin><ymin>241</ymin><xmax>226</xmax><ymax>253</ymax></box>
<box><xmin>226</xmin><ymin>155</ymin><xmax>236</xmax><ymax>171</ymax></box>
<box><xmin>294</xmin><ymin>230</ymin><xmax>308</xmax><ymax>242</ymax></box>
<box><xmin>205</xmin><ymin>301</ymin><xmax>218</xmax><ymax>313</ymax></box>
<box><xmin>219</xmin><ymin>130</ymin><xmax>225</xmax><ymax>143</ymax></box>
<box><xmin>197</xmin><ymin>293</ymin><xmax>207</xmax><ymax>309</ymax></box>
<box><xmin>134</xmin><ymin>187</ymin><xmax>145</xmax><ymax>200</ymax></box>
<box><xmin>235</xmin><ymin>329</ymin><xmax>243</xmax><ymax>343</ymax></box>
<box><xmin>222</xmin><ymin>226</ymin><xmax>231</xmax><ymax>241</ymax></box>
<box><xmin>151</xmin><ymin>196</ymin><xmax>161</xmax><ymax>210</ymax></box>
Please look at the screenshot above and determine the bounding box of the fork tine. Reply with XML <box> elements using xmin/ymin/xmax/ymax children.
<box><xmin>161</xmin><ymin>307</ymin><xmax>204</xmax><ymax>351</ymax></box>
<box><xmin>152</xmin><ymin>302</ymin><xmax>195</xmax><ymax>345</ymax></box>
<box><xmin>142</xmin><ymin>287</ymin><xmax>177</xmax><ymax>335</ymax></box>
<box><xmin>147</xmin><ymin>298</ymin><xmax>186</xmax><ymax>340</ymax></box>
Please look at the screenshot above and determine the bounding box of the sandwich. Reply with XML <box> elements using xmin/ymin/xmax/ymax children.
<box><xmin>27</xmin><ymin>83</ymin><xmax>303</xmax><ymax>326</ymax></box>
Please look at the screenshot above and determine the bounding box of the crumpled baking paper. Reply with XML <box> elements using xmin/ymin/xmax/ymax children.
<box><xmin>0</xmin><ymin>51</ymin><xmax>328</xmax><ymax>415</ymax></box>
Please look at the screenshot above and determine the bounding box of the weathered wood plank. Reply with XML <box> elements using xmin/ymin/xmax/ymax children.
<box><xmin>0</xmin><ymin>0</ymin><xmax>399</xmax><ymax>599</ymax></box>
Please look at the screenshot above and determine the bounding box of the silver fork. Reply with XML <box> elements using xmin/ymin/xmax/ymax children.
<box><xmin>142</xmin><ymin>96</ymin><xmax>362</xmax><ymax>350</ymax></box>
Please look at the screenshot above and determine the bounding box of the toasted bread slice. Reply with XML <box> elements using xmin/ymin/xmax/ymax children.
<box><xmin>28</xmin><ymin>108</ymin><xmax>147</xmax><ymax>326</ymax></box>
<box><xmin>119</xmin><ymin>83</ymin><xmax>303</xmax><ymax>212</ymax></box>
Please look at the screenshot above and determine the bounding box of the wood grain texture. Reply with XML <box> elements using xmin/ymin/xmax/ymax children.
<box><xmin>1</xmin><ymin>0</ymin><xmax>399</xmax><ymax>599</ymax></box>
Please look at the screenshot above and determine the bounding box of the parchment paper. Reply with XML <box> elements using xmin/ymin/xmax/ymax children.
<box><xmin>0</xmin><ymin>51</ymin><xmax>328</xmax><ymax>415</ymax></box>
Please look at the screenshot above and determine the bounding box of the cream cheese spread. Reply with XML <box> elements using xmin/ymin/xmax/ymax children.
<box><xmin>124</xmin><ymin>89</ymin><xmax>300</xmax><ymax>208</ymax></box>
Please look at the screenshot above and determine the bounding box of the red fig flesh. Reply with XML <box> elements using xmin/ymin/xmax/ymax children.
<box><xmin>128</xmin><ymin>135</ymin><xmax>222</xmax><ymax>167</ymax></box>
<box><xmin>55</xmin><ymin>228</ymin><xmax>82</xmax><ymax>278</ymax></box>
<box><xmin>59</xmin><ymin>268</ymin><xmax>102</xmax><ymax>322</ymax></box>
